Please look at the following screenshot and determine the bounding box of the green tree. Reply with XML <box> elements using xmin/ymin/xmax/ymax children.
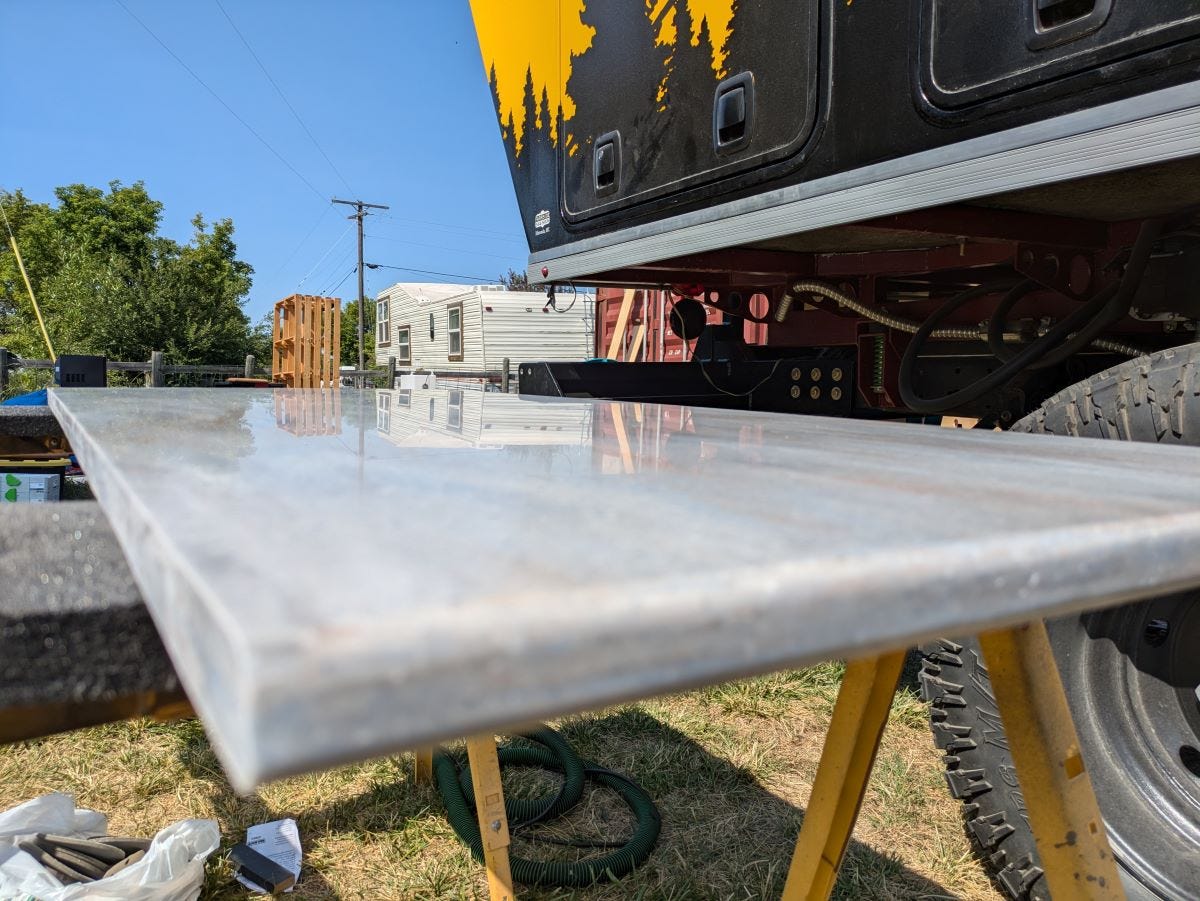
<box><xmin>246</xmin><ymin>313</ymin><xmax>274</xmax><ymax>371</ymax></box>
<box><xmin>340</xmin><ymin>297</ymin><xmax>375</xmax><ymax>368</ymax></box>
<box><xmin>0</xmin><ymin>181</ymin><xmax>257</xmax><ymax>367</ymax></box>
<box><xmin>501</xmin><ymin>267</ymin><xmax>532</xmax><ymax>290</ymax></box>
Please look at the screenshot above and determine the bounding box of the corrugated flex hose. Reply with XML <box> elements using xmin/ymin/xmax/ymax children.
<box><xmin>433</xmin><ymin>725</ymin><xmax>661</xmax><ymax>887</ymax></box>
<box><xmin>782</xmin><ymin>279</ymin><xmax>1147</xmax><ymax>353</ymax></box>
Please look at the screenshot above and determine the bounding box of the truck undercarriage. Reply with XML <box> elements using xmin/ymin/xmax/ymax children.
<box><xmin>541</xmin><ymin>192</ymin><xmax>1200</xmax><ymax>424</ymax></box>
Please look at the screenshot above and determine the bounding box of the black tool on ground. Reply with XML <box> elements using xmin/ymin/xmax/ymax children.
<box><xmin>433</xmin><ymin>725</ymin><xmax>661</xmax><ymax>887</ymax></box>
<box><xmin>229</xmin><ymin>841</ymin><xmax>298</xmax><ymax>894</ymax></box>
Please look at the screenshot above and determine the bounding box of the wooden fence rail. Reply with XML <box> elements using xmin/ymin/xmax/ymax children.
<box><xmin>0</xmin><ymin>349</ymin><xmax>263</xmax><ymax>393</ymax></box>
<box><xmin>0</xmin><ymin>348</ymin><xmax>512</xmax><ymax>393</ymax></box>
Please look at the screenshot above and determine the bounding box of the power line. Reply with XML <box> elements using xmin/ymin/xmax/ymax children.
<box><xmin>212</xmin><ymin>0</ymin><xmax>356</xmax><ymax>197</ymax></box>
<box><xmin>370</xmin><ymin>221</ymin><xmax>527</xmax><ymax>249</ymax></box>
<box><xmin>308</xmin><ymin>239</ymin><xmax>355</xmax><ymax>293</ymax></box>
<box><xmin>112</xmin><ymin>0</ymin><xmax>328</xmax><ymax>203</ymax></box>
<box><xmin>365</xmin><ymin>262</ymin><xmax>498</xmax><ymax>283</ymax></box>
<box><xmin>314</xmin><ymin>245</ymin><xmax>356</xmax><ymax>295</ymax></box>
<box><xmin>317</xmin><ymin>246</ymin><xmax>357</xmax><ymax>293</ymax></box>
<box><xmin>271</xmin><ymin>204</ymin><xmax>333</xmax><ymax>280</ymax></box>
<box><xmin>296</xmin><ymin>222</ymin><xmax>353</xmax><ymax>290</ymax></box>
<box><xmin>325</xmin><ymin>267</ymin><xmax>357</xmax><ymax>297</ymax></box>
<box><xmin>374</xmin><ymin>212</ymin><xmax>527</xmax><ymax>244</ymax></box>
<box><xmin>364</xmin><ymin>232</ymin><xmax>523</xmax><ymax>262</ymax></box>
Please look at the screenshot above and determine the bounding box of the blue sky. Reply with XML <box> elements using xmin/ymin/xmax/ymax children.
<box><xmin>0</xmin><ymin>1</ymin><xmax>528</xmax><ymax>323</ymax></box>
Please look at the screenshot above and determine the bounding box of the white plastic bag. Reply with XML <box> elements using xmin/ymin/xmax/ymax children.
<box><xmin>0</xmin><ymin>793</ymin><xmax>219</xmax><ymax>901</ymax></box>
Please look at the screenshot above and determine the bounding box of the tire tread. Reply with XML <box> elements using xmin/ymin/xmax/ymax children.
<box><xmin>925</xmin><ymin>342</ymin><xmax>1200</xmax><ymax>900</ymax></box>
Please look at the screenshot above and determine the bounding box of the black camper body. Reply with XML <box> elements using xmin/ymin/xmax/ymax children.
<box><xmin>482</xmin><ymin>1</ymin><xmax>1200</xmax><ymax>286</ymax></box>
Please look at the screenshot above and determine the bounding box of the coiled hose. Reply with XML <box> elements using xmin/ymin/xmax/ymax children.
<box><xmin>433</xmin><ymin>726</ymin><xmax>661</xmax><ymax>887</ymax></box>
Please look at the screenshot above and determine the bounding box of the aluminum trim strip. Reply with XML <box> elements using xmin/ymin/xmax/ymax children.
<box><xmin>527</xmin><ymin>81</ymin><xmax>1200</xmax><ymax>282</ymax></box>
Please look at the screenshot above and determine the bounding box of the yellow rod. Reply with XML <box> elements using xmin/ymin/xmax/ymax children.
<box><xmin>7</xmin><ymin>236</ymin><xmax>56</xmax><ymax>363</ymax></box>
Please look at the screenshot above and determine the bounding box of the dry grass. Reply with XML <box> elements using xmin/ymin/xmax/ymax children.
<box><xmin>0</xmin><ymin>657</ymin><xmax>1001</xmax><ymax>900</ymax></box>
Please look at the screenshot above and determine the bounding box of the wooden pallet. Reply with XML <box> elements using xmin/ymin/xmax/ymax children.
<box><xmin>272</xmin><ymin>295</ymin><xmax>341</xmax><ymax>389</ymax></box>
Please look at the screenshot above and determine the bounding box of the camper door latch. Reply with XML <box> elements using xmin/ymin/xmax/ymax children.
<box><xmin>594</xmin><ymin>131</ymin><xmax>620</xmax><ymax>197</ymax></box>
<box><xmin>713</xmin><ymin>72</ymin><xmax>754</xmax><ymax>153</ymax></box>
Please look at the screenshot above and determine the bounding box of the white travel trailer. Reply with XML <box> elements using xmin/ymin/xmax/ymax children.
<box><xmin>373</xmin><ymin>283</ymin><xmax>593</xmax><ymax>379</ymax></box>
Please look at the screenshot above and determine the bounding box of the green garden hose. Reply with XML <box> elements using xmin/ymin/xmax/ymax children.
<box><xmin>432</xmin><ymin>725</ymin><xmax>661</xmax><ymax>886</ymax></box>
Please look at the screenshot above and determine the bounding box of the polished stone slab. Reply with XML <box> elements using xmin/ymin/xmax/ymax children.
<box><xmin>49</xmin><ymin>387</ymin><xmax>1200</xmax><ymax>790</ymax></box>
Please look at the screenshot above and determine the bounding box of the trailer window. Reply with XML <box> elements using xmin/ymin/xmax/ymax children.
<box><xmin>448</xmin><ymin>389</ymin><xmax>463</xmax><ymax>431</ymax></box>
<box><xmin>448</xmin><ymin>303</ymin><xmax>463</xmax><ymax>361</ymax></box>
<box><xmin>376</xmin><ymin>299</ymin><xmax>389</xmax><ymax>345</ymax></box>
<box><xmin>376</xmin><ymin>391</ymin><xmax>390</xmax><ymax>433</ymax></box>
<box><xmin>396</xmin><ymin>326</ymin><xmax>411</xmax><ymax>364</ymax></box>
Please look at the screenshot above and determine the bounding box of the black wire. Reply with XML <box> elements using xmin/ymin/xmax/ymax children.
<box><xmin>1034</xmin><ymin>218</ymin><xmax>1164</xmax><ymax>365</ymax></box>
<box><xmin>676</xmin><ymin>305</ymin><xmax>782</xmax><ymax>402</ymax></box>
<box><xmin>213</xmin><ymin>0</ymin><xmax>356</xmax><ymax>197</ymax></box>
<box><xmin>898</xmin><ymin>279</ymin><xmax>1104</xmax><ymax>414</ymax></box>
<box><xmin>548</xmin><ymin>282</ymin><xmax>579</xmax><ymax>313</ymax></box>
<box><xmin>899</xmin><ymin>218</ymin><xmax>1166</xmax><ymax>414</ymax></box>
<box><xmin>112</xmin><ymin>0</ymin><xmax>328</xmax><ymax>203</ymax></box>
<box><xmin>326</xmin><ymin>267</ymin><xmax>356</xmax><ymax>296</ymax></box>
<box><xmin>365</xmin><ymin>263</ymin><xmax>497</xmax><ymax>283</ymax></box>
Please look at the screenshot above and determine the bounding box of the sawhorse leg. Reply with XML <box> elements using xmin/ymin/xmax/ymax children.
<box><xmin>413</xmin><ymin>747</ymin><xmax>433</xmax><ymax>785</ymax></box>
<box><xmin>979</xmin><ymin>622</ymin><xmax>1124</xmax><ymax>900</ymax></box>
<box><xmin>781</xmin><ymin>650</ymin><xmax>906</xmax><ymax>900</ymax></box>
<box><xmin>466</xmin><ymin>733</ymin><xmax>516</xmax><ymax>901</ymax></box>
<box><xmin>781</xmin><ymin>625</ymin><xmax>1125</xmax><ymax>901</ymax></box>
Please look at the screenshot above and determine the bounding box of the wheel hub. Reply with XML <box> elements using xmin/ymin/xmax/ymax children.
<box><xmin>1055</xmin><ymin>591</ymin><xmax>1200</xmax><ymax>898</ymax></box>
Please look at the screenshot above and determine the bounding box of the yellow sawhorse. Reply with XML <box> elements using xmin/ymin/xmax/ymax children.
<box><xmin>781</xmin><ymin>620</ymin><xmax>1125</xmax><ymax>901</ymax></box>
<box><xmin>412</xmin><ymin>619</ymin><xmax>1123</xmax><ymax>901</ymax></box>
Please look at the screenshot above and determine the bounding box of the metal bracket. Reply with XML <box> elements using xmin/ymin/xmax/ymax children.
<box><xmin>1015</xmin><ymin>244</ymin><xmax>1108</xmax><ymax>300</ymax></box>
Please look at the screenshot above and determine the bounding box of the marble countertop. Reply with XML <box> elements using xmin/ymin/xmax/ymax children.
<box><xmin>49</xmin><ymin>386</ymin><xmax>1200</xmax><ymax>790</ymax></box>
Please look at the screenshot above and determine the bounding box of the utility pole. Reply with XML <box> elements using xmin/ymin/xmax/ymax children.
<box><xmin>332</xmin><ymin>197</ymin><xmax>389</xmax><ymax>383</ymax></box>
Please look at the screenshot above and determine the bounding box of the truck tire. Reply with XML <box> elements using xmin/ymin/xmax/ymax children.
<box><xmin>919</xmin><ymin>342</ymin><xmax>1200</xmax><ymax>901</ymax></box>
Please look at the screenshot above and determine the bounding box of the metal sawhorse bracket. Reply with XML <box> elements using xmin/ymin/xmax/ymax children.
<box><xmin>781</xmin><ymin>621</ymin><xmax>1124</xmax><ymax>900</ymax></box>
